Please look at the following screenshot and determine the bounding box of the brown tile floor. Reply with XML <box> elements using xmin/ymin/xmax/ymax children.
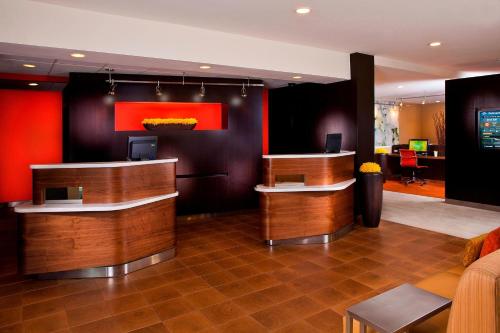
<box><xmin>0</xmin><ymin>210</ymin><xmax>465</xmax><ymax>333</ymax></box>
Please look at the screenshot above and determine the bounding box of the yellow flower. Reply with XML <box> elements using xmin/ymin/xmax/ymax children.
<box><xmin>375</xmin><ymin>147</ymin><xmax>389</xmax><ymax>154</ymax></box>
<box><xmin>142</xmin><ymin>118</ymin><xmax>198</xmax><ymax>125</ymax></box>
<box><xmin>359</xmin><ymin>162</ymin><xmax>381</xmax><ymax>173</ymax></box>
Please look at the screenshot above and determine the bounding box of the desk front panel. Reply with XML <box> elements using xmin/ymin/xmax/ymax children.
<box><xmin>32</xmin><ymin>163</ymin><xmax>176</xmax><ymax>204</ymax></box>
<box><xmin>260</xmin><ymin>186</ymin><xmax>353</xmax><ymax>241</ymax></box>
<box><xmin>20</xmin><ymin>198</ymin><xmax>176</xmax><ymax>274</ymax></box>
<box><xmin>263</xmin><ymin>155</ymin><xmax>354</xmax><ymax>187</ymax></box>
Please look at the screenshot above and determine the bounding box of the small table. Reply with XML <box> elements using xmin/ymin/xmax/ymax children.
<box><xmin>346</xmin><ymin>284</ymin><xmax>451</xmax><ymax>333</ymax></box>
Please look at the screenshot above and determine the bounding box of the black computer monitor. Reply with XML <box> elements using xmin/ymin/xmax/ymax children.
<box><xmin>127</xmin><ymin>136</ymin><xmax>158</xmax><ymax>161</ymax></box>
<box><xmin>408</xmin><ymin>139</ymin><xmax>429</xmax><ymax>154</ymax></box>
<box><xmin>325</xmin><ymin>133</ymin><xmax>342</xmax><ymax>153</ymax></box>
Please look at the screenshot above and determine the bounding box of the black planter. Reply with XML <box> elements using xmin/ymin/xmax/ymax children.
<box><xmin>359</xmin><ymin>172</ymin><xmax>383</xmax><ymax>228</ymax></box>
<box><xmin>374</xmin><ymin>153</ymin><xmax>388</xmax><ymax>183</ymax></box>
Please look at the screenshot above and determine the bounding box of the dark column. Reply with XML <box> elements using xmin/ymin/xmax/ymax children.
<box><xmin>350</xmin><ymin>53</ymin><xmax>375</xmax><ymax>167</ymax></box>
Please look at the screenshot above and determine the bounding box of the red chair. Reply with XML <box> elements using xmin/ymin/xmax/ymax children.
<box><xmin>400</xmin><ymin>149</ymin><xmax>428</xmax><ymax>185</ymax></box>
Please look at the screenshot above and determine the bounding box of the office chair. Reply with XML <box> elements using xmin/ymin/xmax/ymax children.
<box><xmin>399</xmin><ymin>149</ymin><xmax>428</xmax><ymax>185</ymax></box>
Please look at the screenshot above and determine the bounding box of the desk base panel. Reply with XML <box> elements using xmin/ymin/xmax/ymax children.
<box><xmin>265</xmin><ymin>223</ymin><xmax>353</xmax><ymax>246</ymax></box>
<box><xmin>35</xmin><ymin>248</ymin><xmax>175</xmax><ymax>279</ymax></box>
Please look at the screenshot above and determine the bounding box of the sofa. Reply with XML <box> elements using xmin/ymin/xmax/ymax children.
<box><xmin>344</xmin><ymin>249</ymin><xmax>499</xmax><ymax>333</ymax></box>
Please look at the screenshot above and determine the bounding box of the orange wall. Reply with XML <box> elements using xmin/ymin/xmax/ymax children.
<box><xmin>0</xmin><ymin>90</ymin><xmax>62</xmax><ymax>202</ymax></box>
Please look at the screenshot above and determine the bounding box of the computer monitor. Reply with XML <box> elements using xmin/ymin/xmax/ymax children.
<box><xmin>325</xmin><ymin>133</ymin><xmax>342</xmax><ymax>153</ymax></box>
<box><xmin>127</xmin><ymin>136</ymin><xmax>158</xmax><ymax>161</ymax></box>
<box><xmin>408</xmin><ymin>139</ymin><xmax>429</xmax><ymax>153</ymax></box>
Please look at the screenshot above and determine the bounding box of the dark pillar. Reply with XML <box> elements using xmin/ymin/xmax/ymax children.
<box><xmin>350</xmin><ymin>53</ymin><xmax>375</xmax><ymax>167</ymax></box>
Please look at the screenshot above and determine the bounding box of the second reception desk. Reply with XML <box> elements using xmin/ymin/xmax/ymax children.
<box><xmin>255</xmin><ymin>151</ymin><xmax>356</xmax><ymax>245</ymax></box>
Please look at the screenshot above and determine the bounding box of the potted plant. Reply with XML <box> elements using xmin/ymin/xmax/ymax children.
<box><xmin>142</xmin><ymin>118</ymin><xmax>198</xmax><ymax>131</ymax></box>
<box><xmin>359</xmin><ymin>162</ymin><xmax>383</xmax><ymax>228</ymax></box>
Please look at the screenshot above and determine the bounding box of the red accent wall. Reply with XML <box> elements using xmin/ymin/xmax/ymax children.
<box><xmin>262</xmin><ymin>88</ymin><xmax>269</xmax><ymax>154</ymax></box>
<box><xmin>114</xmin><ymin>102</ymin><xmax>228</xmax><ymax>131</ymax></box>
<box><xmin>0</xmin><ymin>90</ymin><xmax>62</xmax><ymax>202</ymax></box>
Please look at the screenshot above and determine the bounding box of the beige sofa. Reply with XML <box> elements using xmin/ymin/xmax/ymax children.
<box><xmin>345</xmin><ymin>249</ymin><xmax>499</xmax><ymax>333</ymax></box>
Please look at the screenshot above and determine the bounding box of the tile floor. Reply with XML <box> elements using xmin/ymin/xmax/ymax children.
<box><xmin>0</xmin><ymin>211</ymin><xmax>466</xmax><ymax>333</ymax></box>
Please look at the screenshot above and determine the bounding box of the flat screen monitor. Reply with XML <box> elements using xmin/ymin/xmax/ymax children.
<box><xmin>127</xmin><ymin>136</ymin><xmax>157</xmax><ymax>161</ymax></box>
<box><xmin>478</xmin><ymin>109</ymin><xmax>500</xmax><ymax>151</ymax></box>
<box><xmin>325</xmin><ymin>133</ymin><xmax>342</xmax><ymax>153</ymax></box>
<box><xmin>408</xmin><ymin>139</ymin><xmax>428</xmax><ymax>153</ymax></box>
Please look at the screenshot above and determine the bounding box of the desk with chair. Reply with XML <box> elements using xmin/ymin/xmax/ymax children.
<box><xmin>382</xmin><ymin>152</ymin><xmax>446</xmax><ymax>181</ymax></box>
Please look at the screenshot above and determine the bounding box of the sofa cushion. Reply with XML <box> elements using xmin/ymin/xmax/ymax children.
<box><xmin>479</xmin><ymin>227</ymin><xmax>500</xmax><ymax>258</ymax></box>
<box><xmin>462</xmin><ymin>234</ymin><xmax>486</xmax><ymax>266</ymax></box>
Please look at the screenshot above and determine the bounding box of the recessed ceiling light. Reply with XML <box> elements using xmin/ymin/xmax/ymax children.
<box><xmin>292</xmin><ymin>75</ymin><xmax>302</xmax><ymax>79</ymax></box>
<box><xmin>28</xmin><ymin>82</ymin><xmax>39</xmax><ymax>86</ymax></box>
<box><xmin>23</xmin><ymin>64</ymin><xmax>36</xmax><ymax>68</ymax></box>
<box><xmin>70</xmin><ymin>53</ymin><xmax>86</xmax><ymax>58</ymax></box>
<box><xmin>295</xmin><ymin>7</ymin><xmax>311</xmax><ymax>15</ymax></box>
<box><xmin>397</xmin><ymin>85</ymin><xmax>404</xmax><ymax>89</ymax></box>
<box><xmin>428</xmin><ymin>41</ymin><xmax>442</xmax><ymax>47</ymax></box>
<box><xmin>199</xmin><ymin>65</ymin><xmax>211</xmax><ymax>69</ymax></box>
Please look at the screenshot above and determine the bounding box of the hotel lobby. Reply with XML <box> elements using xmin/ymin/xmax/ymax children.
<box><xmin>0</xmin><ymin>1</ymin><xmax>499</xmax><ymax>332</ymax></box>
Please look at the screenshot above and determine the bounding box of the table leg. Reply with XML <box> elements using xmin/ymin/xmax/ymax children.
<box><xmin>360</xmin><ymin>322</ymin><xmax>366</xmax><ymax>333</ymax></box>
<box><xmin>346</xmin><ymin>314</ymin><xmax>353</xmax><ymax>333</ymax></box>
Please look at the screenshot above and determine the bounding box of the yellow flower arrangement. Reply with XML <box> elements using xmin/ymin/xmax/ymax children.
<box><xmin>142</xmin><ymin>118</ymin><xmax>198</xmax><ymax>125</ymax></box>
<box><xmin>359</xmin><ymin>162</ymin><xmax>381</xmax><ymax>173</ymax></box>
<box><xmin>375</xmin><ymin>147</ymin><xmax>389</xmax><ymax>154</ymax></box>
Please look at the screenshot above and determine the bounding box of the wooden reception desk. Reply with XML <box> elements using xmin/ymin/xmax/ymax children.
<box><xmin>15</xmin><ymin>159</ymin><xmax>178</xmax><ymax>278</ymax></box>
<box><xmin>255</xmin><ymin>152</ymin><xmax>356</xmax><ymax>245</ymax></box>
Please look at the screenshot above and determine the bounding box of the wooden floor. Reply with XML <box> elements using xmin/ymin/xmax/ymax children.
<box><xmin>383</xmin><ymin>179</ymin><xmax>445</xmax><ymax>198</ymax></box>
<box><xmin>0</xmin><ymin>208</ymin><xmax>465</xmax><ymax>332</ymax></box>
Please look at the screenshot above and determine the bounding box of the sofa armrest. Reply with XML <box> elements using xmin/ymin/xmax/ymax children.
<box><xmin>446</xmin><ymin>249</ymin><xmax>499</xmax><ymax>333</ymax></box>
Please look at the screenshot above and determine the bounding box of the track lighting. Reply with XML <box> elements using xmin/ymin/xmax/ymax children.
<box><xmin>199</xmin><ymin>82</ymin><xmax>205</xmax><ymax>97</ymax></box>
<box><xmin>108</xmin><ymin>81</ymin><xmax>116</xmax><ymax>96</ymax></box>
<box><xmin>105</xmin><ymin>68</ymin><xmax>116</xmax><ymax>96</ymax></box>
<box><xmin>155</xmin><ymin>81</ymin><xmax>163</xmax><ymax>96</ymax></box>
<box><xmin>241</xmin><ymin>82</ymin><xmax>247</xmax><ymax>98</ymax></box>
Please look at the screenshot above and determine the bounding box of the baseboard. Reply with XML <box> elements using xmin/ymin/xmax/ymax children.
<box><xmin>445</xmin><ymin>199</ymin><xmax>500</xmax><ymax>212</ymax></box>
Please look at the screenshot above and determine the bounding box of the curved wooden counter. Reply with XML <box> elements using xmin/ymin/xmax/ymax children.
<box><xmin>256</xmin><ymin>152</ymin><xmax>355</xmax><ymax>245</ymax></box>
<box><xmin>15</xmin><ymin>159</ymin><xmax>178</xmax><ymax>278</ymax></box>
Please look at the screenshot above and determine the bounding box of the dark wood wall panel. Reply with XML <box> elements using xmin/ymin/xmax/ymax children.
<box><xmin>63</xmin><ymin>73</ymin><xmax>263</xmax><ymax>214</ymax></box>
<box><xmin>268</xmin><ymin>81</ymin><xmax>355</xmax><ymax>154</ymax></box>
<box><xmin>445</xmin><ymin>74</ymin><xmax>500</xmax><ymax>206</ymax></box>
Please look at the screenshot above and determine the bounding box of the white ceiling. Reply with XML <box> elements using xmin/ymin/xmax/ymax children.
<box><xmin>2</xmin><ymin>0</ymin><xmax>500</xmax><ymax>97</ymax></box>
<box><xmin>32</xmin><ymin>0</ymin><xmax>500</xmax><ymax>71</ymax></box>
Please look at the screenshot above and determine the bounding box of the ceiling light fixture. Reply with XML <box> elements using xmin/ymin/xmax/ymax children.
<box><xmin>70</xmin><ymin>53</ymin><xmax>86</xmax><ymax>58</ymax></box>
<box><xmin>435</xmin><ymin>100</ymin><xmax>441</xmax><ymax>103</ymax></box>
<box><xmin>295</xmin><ymin>7</ymin><xmax>311</xmax><ymax>15</ymax></box>
<box><xmin>155</xmin><ymin>81</ymin><xmax>163</xmax><ymax>96</ymax></box>
<box><xmin>241</xmin><ymin>82</ymin><xmax>247</xmax><ymax>98</ymax></box>
<box><xmin>105</xmin><ymin>68</ymin><xmax>116</xmax><ymax>96</ymax></box>
<box><xmin>292</xmin><ymin>75</ymin><xmax>302</xmax><ymax>79</ymax></box>
<box><xmin>397</xmin><ymin>85</ymin><xmax>404</xmax><ymax>89</ymax></box>
<box><xmin>199</xmin><ymin>65</ymin><xmax>211</xmax><ymax>69</ymax></box>
<box><xmin>28</xmin><ymin>82</ymin><xmax>39</xmax><ymax>86</ymax></box>
<box><xmin>23</xmin><ymin>64</ymin><xmax>36</xmax><ymax>68</ymax></box>
<box><xmin>421</xmin><ymin>99</ymin><xmax>426</xmax><ymax>105</ymax></box>
<box><xmin>428</xmin><ymin>41</ymin><xmax>442</xmax><ymax>47</ymax></box>
<box><xmin>199</xmin><ymin>82</ymin><xmax>205</xmax><ymax>97</ymax></box>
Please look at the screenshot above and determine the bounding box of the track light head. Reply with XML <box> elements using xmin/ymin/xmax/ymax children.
<box><xmin>108</xmin><ymin>80</ymin><xmax>116</xmax><ymax>96</ymax></box>
<box><xmin>155</xmin><ymin>81</ymin><xmax>163</xmax><ymax>96</ymax></box>
<box><xmin>241</xmin><ymin>82</ymin><xmax>247</xmax><ymax>98</ymax></box>
<box><xmin>199</xmin><ymin>82</ymin><xmax>205</xmax><ymax>97</ymax></box>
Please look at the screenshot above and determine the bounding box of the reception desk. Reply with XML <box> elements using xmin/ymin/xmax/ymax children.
<box><xmin>15</xmin><ymin>159</ymin><xmax>178</xmax><ymax>278</ymax></box>
<box><xmin>255</xmin><ymin>152</ymin><xmax>356</xmax><ymax>245</ymax></box>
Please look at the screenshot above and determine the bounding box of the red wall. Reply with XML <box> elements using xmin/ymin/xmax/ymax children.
<box><xmin>114</xmin><ymin>102</ymin><xmax>228</xmax><ymax>131</ymax></box>
<box><xmin>0</xmin><ymin>90</ymin><xmax>62</xmax><ymax>202</ymax></box>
